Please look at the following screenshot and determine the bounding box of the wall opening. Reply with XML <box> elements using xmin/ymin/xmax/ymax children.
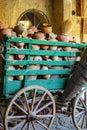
<box><xmin>17</xmin><ymin>9</ymin><xmax>49</xmax><ymax>29</ymax></box>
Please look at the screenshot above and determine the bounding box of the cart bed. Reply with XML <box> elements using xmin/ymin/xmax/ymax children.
<box><xmin>1</xmin><ymin>36</ymin><xmax>87</xmax><ymax>98</ymax></box>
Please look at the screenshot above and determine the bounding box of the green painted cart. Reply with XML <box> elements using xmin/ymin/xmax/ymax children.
<box><xmin>0</xmin><ymin>36</ymin><xmax>87</xmax><ymax>130</ymax></box>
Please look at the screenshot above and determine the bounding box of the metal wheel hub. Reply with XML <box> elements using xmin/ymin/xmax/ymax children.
<box><xmin>27</xmin><ymin>111</ymin><xmax>37</xmax><ymax>121</ymax></box>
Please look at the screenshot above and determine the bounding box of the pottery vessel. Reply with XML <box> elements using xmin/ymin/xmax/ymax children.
<box><xmin>42</xmin><ymin>23</ymin><xmax>52</xmax><ymax>33</ymax></box>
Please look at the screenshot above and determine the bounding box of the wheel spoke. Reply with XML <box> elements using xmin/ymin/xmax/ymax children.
<box><xmin>36</xmin><ymin>102</ymin><xmax>53</xmax><ymax>114</ymax></box>
<box><xmin>36</xmin><ymin>120</ymin><xmax>49</xmax><ymax>129</ymax></box>
<box><xmin>81</xmin><ymin>114</ymin><xmax>85</xmax><ymax>129</ymax></box>
<box><xmin>77</xmin><ymin>113</ymin><xmax>84</xmax><ymax>126</ymax></box>
<box><xmin>31</xmin><ymin>121</ymin><xmax>36</xmax><ymax>130</ymax></box>
<box><xmin>13</xmin><ymin>101</ymin><xmax>28</xmax><ymax>115</ymax></box>
<box><xmin>75</xmin><ymin>111</ymin><xmax>84</xmax><ymax>118</ymax></box>
<box><xmin>76</xmin><ymin>105</ymin><xmax>85</xmax><ymax>110</ymax></box>
<box><xmin>21</xmin><ymin>121</ymin><xmax>27</xmax><ymax>130</ymax></box>
<box><xmin>18</xmin><ymin>96</ymin><xmax>27</xmax><ymax>111</ymax></box>
<box><xmin>34</xmin><ymin>92</ymin><xmax>46</xmax><ymax>112</ymax></box>
<box><xmin>8</xmin><ymin>115</ymin><xmax>26</xmax><ymax>120</ymax></box>
<box><xmin>36</xmin><ymin>114</ymin><xmax>53</xmax><ymax>118</ymax></box>
<box><xmin>79</xmin><ymin>97</ymin><xmax>86</xmax><ymax>108</ymax></box>
<box><xmin>31</xmin><ymin>88</ymin><xmax>37</xmax><ymax>111</ymax></box>
<box><xmin>11</xmin><ymin>120</ymin><xmax>26</xmax><ymax>130</ymax></box>
<box><xmin>23</xmin><ymin>92</ymin><xmax>30</xmax><ymax>113</ymax></box>
<box><xmin>27</xmin><ymin>122</ymin><xmax>31</xmax><ymax>130</ymax></box>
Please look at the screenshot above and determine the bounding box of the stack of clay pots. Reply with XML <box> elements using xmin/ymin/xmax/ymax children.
<box><xmin>0</xmin><ymin>21</ymin><xmax>71</xmax><ymax>81</ymax></box>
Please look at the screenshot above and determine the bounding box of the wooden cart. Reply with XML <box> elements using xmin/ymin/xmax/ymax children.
<box><xmin>0</xmin><ymin>36</ymin><xmax>87</xmax><ymax>130</ymax></box>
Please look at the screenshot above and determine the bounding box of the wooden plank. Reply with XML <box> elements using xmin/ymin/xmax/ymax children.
<box><xmin>5</xmin><ymin>36</ymin><xmax>87</xmax><ymax>48</ymax></box>
<box><xmin>5</xmin><ymin>78</ymin><xmax>68</xmax><ymax>95</ymax></box>
<box><xmin>7</xmin><ymin>49</ymin><xmax>81</xmax><ymax>56</ymax></box>
<box><xmin>6</xmin><ymin>69</ymin><xmax>71</xmax><ymax>76</ymax></box>
<box><xmin>6</xmin><ymin>60</ymin><xmax>77</xmax><ymax>66</ymax></box>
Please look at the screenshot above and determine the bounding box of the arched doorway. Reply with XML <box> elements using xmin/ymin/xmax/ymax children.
<box><xmin>17</xmin><ymin>9</ymin><xmax>49</xmax><ymax>30</ymax></box>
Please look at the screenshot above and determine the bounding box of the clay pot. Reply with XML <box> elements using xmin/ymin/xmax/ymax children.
<box><xmin>34</xmin><ymin>56</ymin><xmax>42</xmax><ymax>61</ymax></box>
<box><xmin>42</xmin><ymin>23</ymin><xmax>52</xmax><ymax>33</ymax></box>
<box><xmin>14</xmin><ymin>24</ymin><xmax>27</xmax><ymax>35</ymax></box>
<box><xmin>57</xmin><ymin>34</ymin><xmax>70</xmax><ymax>42</ymax></box>
<box><xmin>41</xmin><ymin>66</ymin><xmax>50</xmax><ymax>79</ymax></box>
<box><xmin>49</xmin><ymin>46</ymin><xmax>57</xmax><ymax>50</ymax></box>
<box><xmin>42</xmin><ymin>56</ymin><xmax>49</xmax><ymax>60</ymax></box>
<box><xmin>11</xmin><ymin>31</ymin><xmax>17</xmax><ymax>37</ymax></box>
<box><xmin>18</xmin><ymin>20</ymin><xmax>32</xmax><ymax>30</ymax></box>
<box><xmin>63</xmin><ymin>46</ymin><xmax>71</xmax><ymax>51</ymax></box>
<box><xmin>27</xmin><ymin>28</ymin><xmax>34</xmax><ymax>38</ymax></box>
<box><xmin>0</xmin><ymin>28</ymin><xmax>12</xmax><ymax>38</ymax></box>
<box><xmin>40</xmin><ymin>45</ymin><xmax>49</xmax><ymax>50</ymax></box>
<box><xmin>28</xmin><ymin>75</ymin><xmax>37</xmax><ymax>80</ymax></box>
<box><xmin>9</xmin><ymin>55</ymin><xmax>14</xmax><ymax>60</ymax></box>
<box><xmin>33</xmin><ymin>32</ymin><xmax>45</xmax><ymax>40</ymax></box>
<box><xmin>15</xmin><ymin>54</ymin><xmax>25</xmax><ymax>60</ymax></box>
<box><xmin>32</xmin><ymin>45</ymin><xmax>40</xmax><ymax>50</ymax></box>
<box><xmin>16</xmin><ymin>75</ymin><xmax>24</xmax><ymax>80</ymax></box>
<box><xmin>30</xmin><ymin>26</ymin><xmax>38</xmax><ymax>33</ymax></box>
<box><xmin>8</xmin><ymin>65</ymin><xmax>15</xmax><ymax>81</ymax></box>
<box><xmin>16</xmin><ymin>42</ymin><xmax>25</xmax><ymax>48</ymax></box>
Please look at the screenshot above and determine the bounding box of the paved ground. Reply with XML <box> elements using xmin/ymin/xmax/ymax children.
<box><xmin>0</xmin><ymin>113</ymin><xmax>76</xmax><ymax>130</ymax></box>
<box><xmin>51</xmin><ymin>113</ymin><xmax>76</xmax><ymax>130</ymax></box>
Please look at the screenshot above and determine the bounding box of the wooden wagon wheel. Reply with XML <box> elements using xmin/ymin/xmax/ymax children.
<box><xmin>5</xmin><ymin>85</ymin><xmax>55</xmax><ymax>130</ymax></box>
<box><xmin>72</xmin><ymin>88</ymin><xmax>87</xmax><ymax>130</ymax></box>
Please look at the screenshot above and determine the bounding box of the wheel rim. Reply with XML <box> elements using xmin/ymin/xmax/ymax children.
<box><xmin>72</xmin><ymin>89</ymin><xmax>87</xmax><ymax>130</ymax></box>
<box><xmin>5</xmin><ymin>86</ymin><xmax>55</xmax><ymax>130</ymax></box>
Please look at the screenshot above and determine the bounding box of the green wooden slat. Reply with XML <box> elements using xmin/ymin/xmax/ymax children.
<box><xmin>6</xmin><ymin>60</ymin><xmax>77</xmax><ymax>66</ymax></box>
<box><xmin>6</xmin><ymin>69</ymin><xmax>71</xmax><ymax>76</ymax></box>
<box><xmin>7</xmin><ymin>48</ymin><xmax>81</xmax><ymax>56</ymax></box>
<box><xmin>4</xmin><ymin>41</ymin><xmax>11</xmax><ymax>96</ymax></box>
<box><xmin>5</xmin><ymin>78</ymin><xmax>68</xmax><ymax>94</ymax></box>
<box><xmin>5</xmin><ymin>36</ymin><xmax>87</xmax><ymax>48</ymax></box>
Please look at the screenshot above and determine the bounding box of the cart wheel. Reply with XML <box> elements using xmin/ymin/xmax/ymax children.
<box><xmin>5</xmin><ymin>85</ymin><xmax>55</xmax><ymax>130</ymax></box>
<box><xmin>72</xmin><ymin>88</ymin><xmax>87</xmax><ymax>130</ymax></box>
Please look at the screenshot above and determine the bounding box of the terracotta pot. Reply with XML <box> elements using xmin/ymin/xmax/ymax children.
<box><xmin>18</xmin><ymin>20</ymin><xmax>32</xmax><ymax>30</ymax></box>
<box><xmin>33</xmin><ymin>32</ymin><xmax>45</xmax><ymax>40</ymax></box>
<box><xmin>42</xmin><ymin>23</ymin><xmax>52</xmax><ymax>33</ymax></box>
<box><xmin>16</xmin><ymin>75</ymin><xmax>24</xmax><ymax>80</ymax></box>
<box><xmin>16</xmin><ymin>42</ymin><xmax>25</xmax><ymax>48</ymax></box>
<box><xmin>15</xmin><ymin>54</ymin><xmax>25</xmax><ymax>60</ymax></box>
<box><xmin>49</xmin><ymin>46</ymin><xmax>57</xmax><ymax>50</ymax></box>
<box><xmin>41</xmin><ymin>66</ymin><xmax>50</xmax><ymax>79</ymax></box>
<box><xmin>0</xmin><ymin>28</ymin><xmax>12</xmax><ymax>38</ymax></box>
<box><xmin>32</xmin><ymin>45</ymin><xmax>40</xmax><ymax>50</ymax></box>
<box><xmin>27</xmin><ymin>28</ymin><xmax>34</xmax><ymax>38</ymax></box>
<box><xmin>14</xmin><ymin>24</ymin><xmax>27</xmax><ymax>35</ymax></box>
<box><xmin>11</xmin><ymin>31</ymin><xmax>17</xmax><ymax>37</ymax></box>
<box><xmin>40</xmin><ymin>45</ymin><xmax>49</xmax><ymax>50</ymax></box>
<box><xmin>30</xmin><ymin>26</ymin><xmax>38</xmax><ymax>33</ymax></box>
<box><xmin>57</xmin><ymin>34</ymin><xmax>70</xmax><ymax>42</ymax></box>
<box><xmin>63</xmin><ymin>47</ymin><xmax>71</xmax><ymax>51</ymax></box>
